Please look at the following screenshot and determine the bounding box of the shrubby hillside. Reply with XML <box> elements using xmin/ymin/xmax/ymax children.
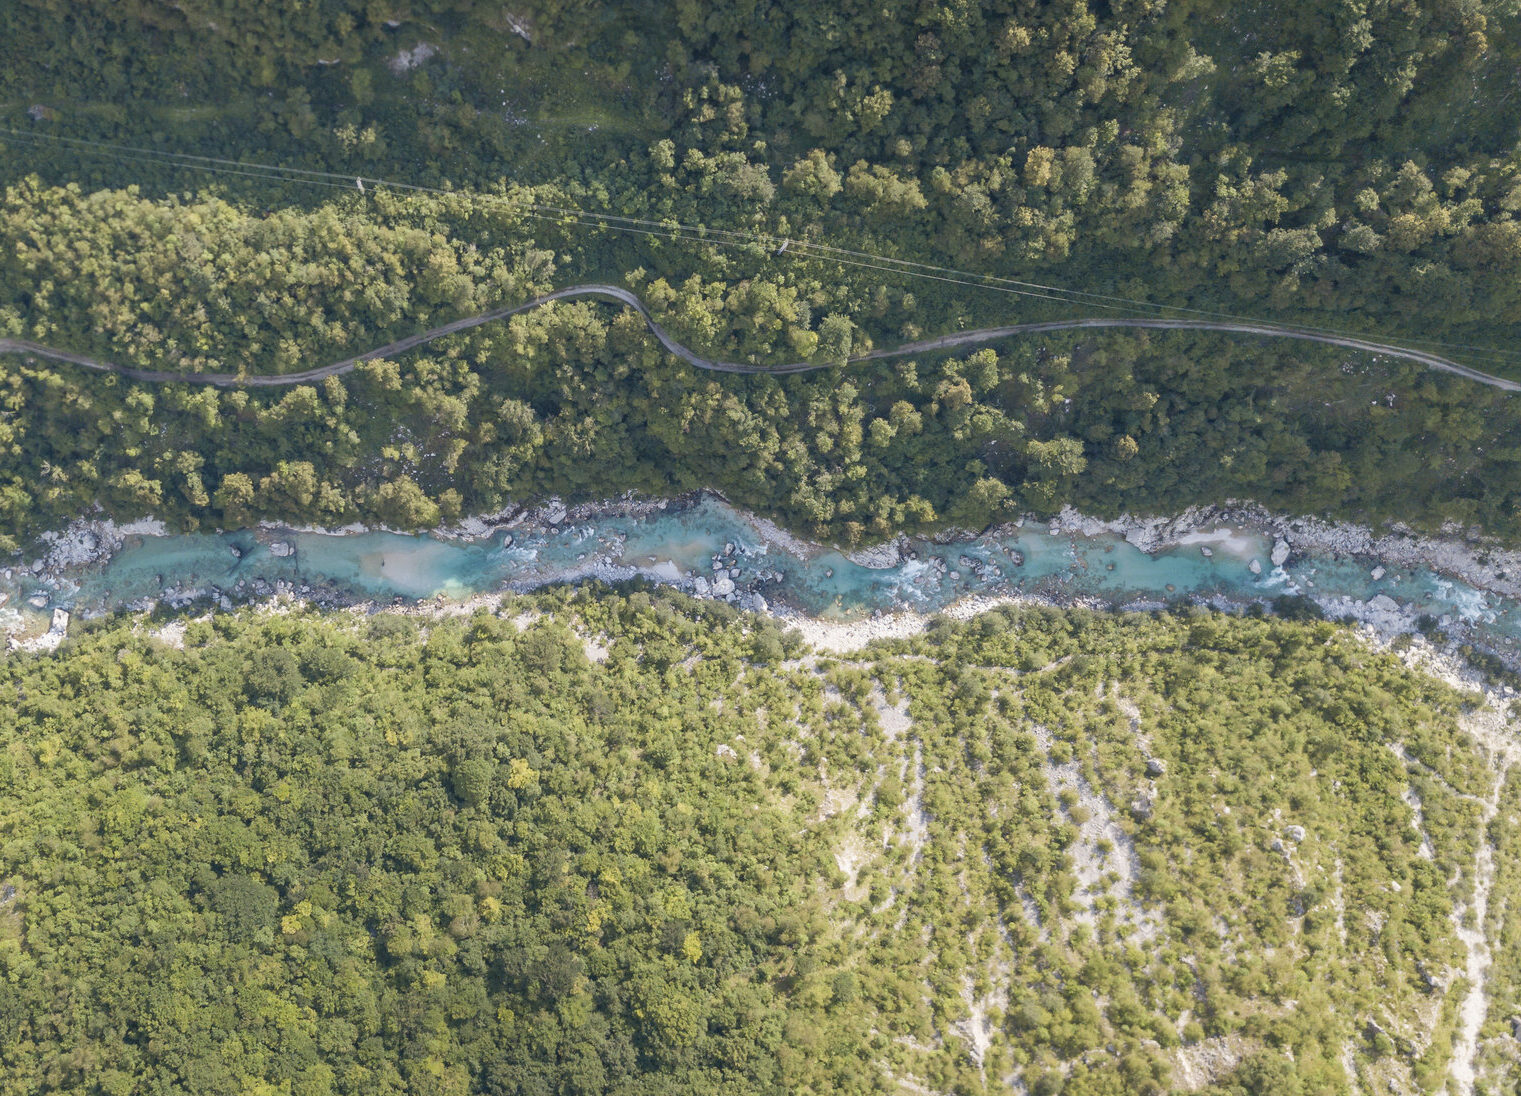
<box><xmin>0</xmin><ymin>589</ymin><xmax>1514</xmax><ymax>1094</ymax></box>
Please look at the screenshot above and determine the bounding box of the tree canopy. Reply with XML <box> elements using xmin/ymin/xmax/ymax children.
<box><xmin>0</xmin><ymin>589</ymin><xmax>1511</xmax><ymax>1094</ymax></box>
<box><xmin>3</xmin><ymin>0</ymin><xmax>1521</xmax><ymax>545</ymax></box>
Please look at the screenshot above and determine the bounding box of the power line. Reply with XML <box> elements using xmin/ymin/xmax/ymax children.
<box><xmin>4</xmin><ymin>125</ymin><xmax>1521</xmax><ymax>369</ymax></box>
<box><xmin>0</xmin><ymin>128</ymin><xmax>1110</xmax><ymax>318</ymax></box>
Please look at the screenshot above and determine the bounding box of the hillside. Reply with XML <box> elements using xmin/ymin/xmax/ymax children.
<box><xmin>1</xmin><ymin>589</ymin><xmax>1516</xmax><ymax>1094</ymax></box>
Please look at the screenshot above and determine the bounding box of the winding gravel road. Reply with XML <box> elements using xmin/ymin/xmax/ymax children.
<box><xmin>3</xmin><ymin>283</ymin><xmax>1517</xmax><ymax>392</ymax></box>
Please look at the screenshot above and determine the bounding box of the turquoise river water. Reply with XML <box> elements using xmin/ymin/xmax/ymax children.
<box><xmin>5</xmin><ymin>496</ymin><xmax>1520</xmax><ymax>659</ymax></box>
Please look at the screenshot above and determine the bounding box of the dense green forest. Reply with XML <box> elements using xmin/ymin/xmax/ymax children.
<box><xmin>0</xmin><ymin>590</ymin><xmax>1512</xmax><ymax>1094</ymax></box>
<box><xmin>5</xmin><ymin>11</ymin><xmax>1521</xmax><ymax>1096</ymax></box>
<box><xmin>2</xmin><ymin>0</ymin><xmax>1521</xmax><ymax>544</ymax></box>
<box><xmin>2</xmin><ymin>184</ymin><xmax>1521</xmax><ymax>550</ymax></box>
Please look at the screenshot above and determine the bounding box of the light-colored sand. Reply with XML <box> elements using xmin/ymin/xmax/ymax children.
<box><xmin>782</xmin><ymin>594</ymin><xmax>1037</xmax><ymax>653</ymax></box>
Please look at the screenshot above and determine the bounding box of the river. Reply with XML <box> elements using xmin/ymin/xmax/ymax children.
<box><xmin>4</xmin><ymin>494</ymin><xmax>1519</xmax><ymax>664</ymax></box>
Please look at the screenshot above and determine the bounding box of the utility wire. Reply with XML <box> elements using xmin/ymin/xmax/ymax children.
<box><xmin>0</xmin><ymin>129</ymin><xmax>1107</xmax><ymax>318</ymax></box>
<box><xmin>4</xmin><ymin>125</ymin><xmax>1521</xmax><ymax>368</ymax></box>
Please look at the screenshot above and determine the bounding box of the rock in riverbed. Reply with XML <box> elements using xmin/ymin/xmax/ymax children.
<box><xmin>846</xmin><ymin>541</ymin><xmax>902</xmax><ymax>569</ymax></box>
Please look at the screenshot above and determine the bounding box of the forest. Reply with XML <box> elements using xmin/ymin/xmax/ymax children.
<box><xmin>4</xmin><ymin>8</ymin><xmax>1521</xmax><ymax>1096</ymax></box>
<box><xmin>1</xmin><ymin>0</ymin><xmax>1521</xmax><ymax>544</ymax></box>
<box><xmin>0</xmin><ymin>588</ymin><xmax>1513</xmax><ymax>1095</ymax></box>
<box><xmin>2</xmin><ymin>184</ymin><xmax>1520</xmax><ymax>551</ymax></box>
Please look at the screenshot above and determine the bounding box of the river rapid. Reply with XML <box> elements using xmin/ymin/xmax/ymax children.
<box><xmin>4</xmin><ymin>493</ymin><xmax>1521</xmax><ymax>670</ymax></box>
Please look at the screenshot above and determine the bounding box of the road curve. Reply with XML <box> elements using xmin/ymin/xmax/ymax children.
<box><xmin>2</xmin><ymin>283</ymin><xmax>1517</xmax><ymax>392</ymax></box>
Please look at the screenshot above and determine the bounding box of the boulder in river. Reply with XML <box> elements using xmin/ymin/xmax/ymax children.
<box><xmin>268</xmin><ymin>541</ymin><xmax>295</xmax><ymax>558</ymax></box>
<box><xmin>846</xmin><ymin>541</ymin><xmax>902</xmax><ymax>569</ymax></box>
<box><xmin>1270</xmin><ymin>539</ymin><xmax>1291</xmax><ymax>568</ymax></box>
